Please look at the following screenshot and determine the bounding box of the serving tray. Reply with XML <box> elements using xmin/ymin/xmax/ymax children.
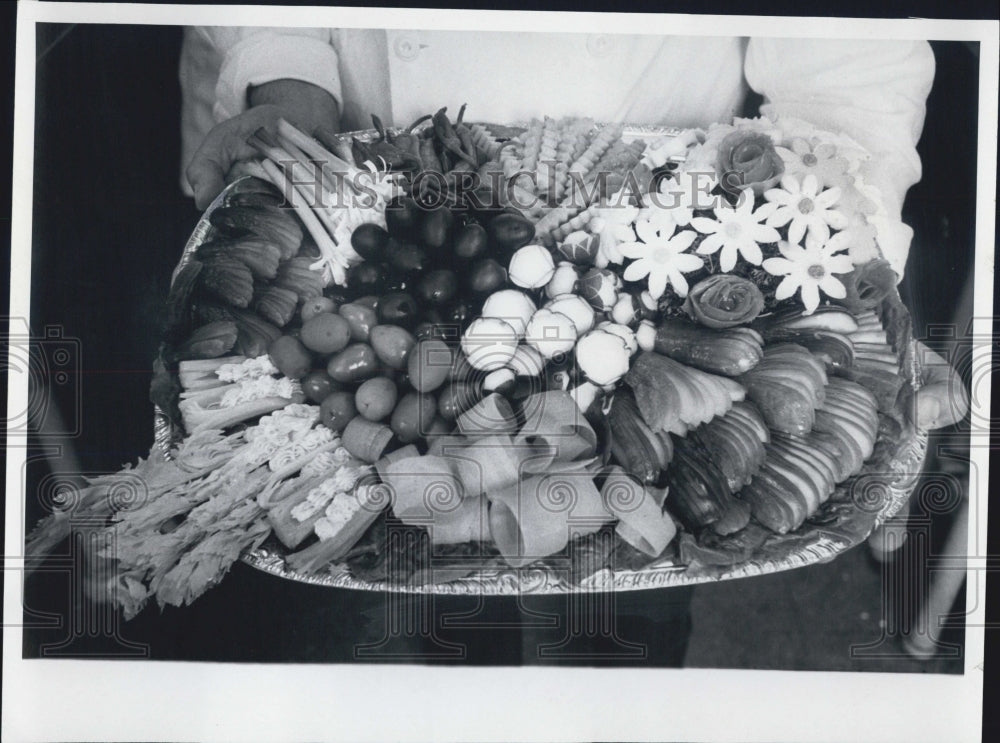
<box><xmin>155</xmin><ymin>125</ymin><xmax>928</xmax><ymax>594</ymax></box>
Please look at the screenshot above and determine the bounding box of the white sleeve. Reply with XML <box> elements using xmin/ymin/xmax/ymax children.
<box><xmin>195</xmin><ymin>27</ymin><xmax>342</xmax><ymax>123</ymax></box>
<box><xmin>745</xmin><ymin>38</ymin><xmax>935</xmax><ymax>276</ymax></box>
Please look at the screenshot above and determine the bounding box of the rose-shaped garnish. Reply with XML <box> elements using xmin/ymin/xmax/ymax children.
<box><xmin>716</xmin><ymin>130</ymin><xmax>784</xmax><ymax>195</ymax></box>
<box><xmin>684</xmin><ymin>274</ymin><xmax>765</xmax><ymax>328</ymax></box>
<box><xmin>838</xmin><ymin>258</ymin><xmax>897</xmax><ymax>313</ymax></box>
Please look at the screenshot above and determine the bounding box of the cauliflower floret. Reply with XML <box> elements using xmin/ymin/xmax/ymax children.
<box><xmin>216</xmin><ymin>355</ymin><xmax>279</xmax><ymax>383</ymax></box>
<box><xmin>219</xmin><ymin>377</ymin><xmax>302</xmax><ymax>409</ymax></box>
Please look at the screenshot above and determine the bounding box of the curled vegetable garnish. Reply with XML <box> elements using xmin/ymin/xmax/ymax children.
<box><xmin>838</xmin><ymin>258</ymin><xmax>897</xmax><ymax>313</ymax></box>
<box><xmin>684</xmin><ymin>274</ymin><xmax>765</xmax><ymax>329</ymax></box>
<box><xmin>716</xmin><ymin>130</ymin><xmax>784</xmax><ymax>195</ymax></box>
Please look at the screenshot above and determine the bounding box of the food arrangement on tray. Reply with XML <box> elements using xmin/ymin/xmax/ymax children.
<box><xmin>27</xmin><ymin>106</ymin><xmax>926</xmax><ymax>617</ymax></box>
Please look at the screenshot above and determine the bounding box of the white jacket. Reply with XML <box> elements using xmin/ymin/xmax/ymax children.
<box><xmin>179</xmin><ymin>28</ymin><xmax>934</xmax><ymax>274</ymax></box>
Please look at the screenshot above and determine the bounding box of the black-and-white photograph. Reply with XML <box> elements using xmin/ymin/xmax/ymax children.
<box><xmin>4</xmin><ymin>3</ymin><xmax>997</xmax><ymax>742</ymax></box>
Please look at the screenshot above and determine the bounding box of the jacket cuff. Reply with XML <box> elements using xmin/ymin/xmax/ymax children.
<box><xmin>214</xmin><ymin>32</ymin><xmax>341</xmax><ymax>123</ymax></box>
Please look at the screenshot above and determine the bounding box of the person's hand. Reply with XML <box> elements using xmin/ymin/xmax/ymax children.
<box><xmin>186</xmin><ymin>79</ymin><xmax>339</xmax><ymax>210</ymax></box>
<box><xmin>913</xmin><ymin>341</ymin><xmax>969</xmax><ymax>430</ymax></box>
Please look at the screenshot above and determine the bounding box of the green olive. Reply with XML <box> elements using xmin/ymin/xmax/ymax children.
<box><xmin>300</xmin><ymin>312</ymin><xmax>351</xmax><ymax>354</ymax></box>
<box><xmin>326</xmin><ymin>343</ymin><xmax>379</xmax><ymax>383</ymax></box>
<box><xmin>437</xmin><ymin>382</ymin><xmax>480</xmax><ymax>421</ymax></box>
<box><xmin>267</xmin><ymin>335</ymin><xmax>312</xmax><ymax>380</ymax></box>
<box><xmin>301</xmin><ymin>370</ymin><xmax>340</xmax><ymax>404</ymax></box>
<box><xmin>300</xmin><ymin>296</ymin><xmax>337</xmax><ymax>322</ymax></box>
<box><xmin>319</xmin><ymin>391</ymin><xmax>357</xmax><ymax>433</ymax></box>
<box><xmin>390</xmin><ymin>392</ymin><xmax>437</xmax><ymax>443</ymax></box>
<box><xmin>354</xmin><ymin>376</ymin><xmax>398</xmax><ymax>421</ymax></box>
<box><xmin>407</xmin><ymin>338</ymin><xmax>453</xmax><ymax>393</ymax></box>
<box><xmin>369</xmin><ymin>325</ymin><xmax>417</xmax><ymax>370</ymax></box>
<box><xmin>338</xmin><ymin>302</ymin><xmax>378</xmax><ymax>342</ymax></box>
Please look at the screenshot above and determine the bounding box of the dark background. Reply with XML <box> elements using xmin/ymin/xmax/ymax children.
<box><xmin>9</xmin><ymin>12</ymin><xmax>992</xmax><ymax>696</ymax></box>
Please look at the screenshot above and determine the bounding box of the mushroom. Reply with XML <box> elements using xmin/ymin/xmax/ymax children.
<box><xmin>575</xmin><ymin>328</ymin><xmax>631</xmax><ymax>386</ymax></box>
<box><xmin>545</xmin><ymin>261</ymin><xmax>581</xmax><ymax>299</ymax></box>
<box><xmin>480</xmin><ymin>289</ymin><xmax>536</xmax><ymax>338</ymax></box>
<box><xmin>508</xmin><ymin>244</ymin><xmax>556</xmax><ymax>289</ymax></box>
<box><xmin>461</xmin><ymin>317</ymin><xmax>519</xmax><ymax>371</ymax></box>
<box><xmin>525</xmin><ymin>308</ymin><xmax>577</xmax><ymax>359</ymax></box>
<box><xmin>545</xmin><ymin>294</ymin><xmax>595</xmax><ymax>337</ymax></box>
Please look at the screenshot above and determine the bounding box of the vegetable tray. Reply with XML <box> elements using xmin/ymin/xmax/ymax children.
<box><xmin>153</xmin><ymin>125</ymin><xmax>928</xmax><ymax>594</ymax></box>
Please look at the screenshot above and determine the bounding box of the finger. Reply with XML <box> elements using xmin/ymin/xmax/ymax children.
<box><xmin>186</xmin><ymin>155</ymin><xmax>227</xmax><ymax>211</ymax></box>
<box><xmin>186</xmin><ymin>107</ymin><xmax>284</xmax><ymax>209</ymax></box>
<box><xmin>915</xmin><ymin>381</ymin><xmax>969</xmax><ymax>430</ymax></box>
<box><xmin>913</xmin><ymin>342</ymin><xmax>969</xmax><ymax>429</ymax></box>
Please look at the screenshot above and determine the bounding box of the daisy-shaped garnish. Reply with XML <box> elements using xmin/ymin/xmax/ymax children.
<box><xmin>825</xmin><ymin>180</ymin><xmax>881</xmax><ymax>264</ymax></box>
<box><xmin>762</xmin><ymin>238</ymin><xmax>855</xmax><ymax>314</ymax></box>
<box><xmin>588</xmin><ymin>193</ymin><xmax>640</xmax><ymax>267</ymax></box>
<box><xmin>643</xmin><ymin>169</ymin><xmax>718</xmax><ymax>232</ymax></box>
<box><xmin>689</xmin><ymin>189</ymin><xmax>781</xmax><ymax>271</ymax></box>
<box><xmin>764</xmin><ymin>173</ymin><xmax>848</xmax><ymax>246</ymax></box>
<box><xmin>619</xmin><ymin>220</ymin><xmax>703</xmax><ymax>299</ymax></box>
<box><xmin>775</xmin><ymin>138</ymin><xmax>852</xmax><ymax>189</ymax></box>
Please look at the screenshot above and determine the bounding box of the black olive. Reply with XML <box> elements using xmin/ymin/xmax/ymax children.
<box><xmin>346</xmin><ymin>262</ymin><xmax>387</xmax><ymax>293</ymax></box>
<box><xmin>467</xmin><ymin>258</ymin><xmax>508</xmax><ymax>295</ymax></box>
<box><xmin>385</xmin><ymin>238</ymin><xmax>427</xmax><ymax>274</ymax></box>
<box><xmin>377</xmin><ymin>292</ymin><xmax>420</xmax><ymax>328</ymax></box>
<box><xmin>350</xmin><ymin>223</ymin><xmax>390</xmax><ymax>261</ymax></box>
<box><xmin>384</xmin><ymin>196</ymin><xmax>420</xmax><ymax>240</ymax></box>
<box><xmin>416</xmin><ymin>269</ymin><xmax>459</xmax><ymax>306</ymax></box>
<box><xmin>419</xmin><ymin>207</ymin><xmax>454</xmax><ymax>255</ymax></box>
<box><xmin>453</xmin><ymin>221</ymin><xmax>488</xmax><ymax>260</ymax></box>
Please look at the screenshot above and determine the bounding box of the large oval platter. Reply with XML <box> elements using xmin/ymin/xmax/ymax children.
<box><xmin>155</xmin><ymin>125</ymin><xmax>928</xmax><ymax>594</ymax></box>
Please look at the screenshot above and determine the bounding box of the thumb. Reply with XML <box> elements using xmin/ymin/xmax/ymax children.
<box><xmin>913</xmin><ymin>341</ymin><xmax>970</xmax><ymax>429</ymax></box>
<box><xmin>186</xmin><ymin>156</ymin><xmax>227</xmax><ymax>211</ymax></box>
<box><xmin>186</xmin><ymin>106</ymin><xmax>284</xmax><ymax>210</ymax></box>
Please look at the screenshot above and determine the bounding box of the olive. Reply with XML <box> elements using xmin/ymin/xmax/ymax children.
<box><xmin>385</xmin><ymin>239</ymin><xmax>426</xmax><ymax>274</ymax></box>
<box><xmin>300</xmin><ymin>296</ymin><xmax>337</xmax><ymax>322</ymax></box>
<box><xmin>413</xmin><ymin>322</ymin><xmax>438</xmax><ymax>341</ymax></box>
<box><xmin>384</xmin><ymin>196</ymin><xmax>421</xmax><ymax>240</ymax></box>
<box><xmin>377</xmin><ymin>292</ymin><xmax>419</xmax><ymax>328</ymax></box>
<box><xmin>346</xmin><ymin>261</ymin><xmax>387</xmax><ymax>293</ymax></box>
<box><xmin>453</xmin><ymin>221</ymin><xmax>488</xmax><ymax>260</ymax></box>
<box><xmin>447</xmin><ymin>350</ymin><xmax>475</xmax><ymax>382</ymax></box>
<box><xmin>407</xmin><ymin>338</ymin><xmax>453</xmax><ymax>393</ymax></box>
<box><xmin>416</xmin><ymin>269</ymin><xmax>458</xmax><ymax>306</ymax></box>
<box><xmin>419</xmin><ymin>207</ymin><xmax>454</xmax><ymax>254</ymax></box>
<box><xmin>339</xmin><ymin>302</ymin><xmax>378</xmax><ymax>342</ymax></box>
<box><xmin>350</xmin><ymin>223</ymin><xmax>391</xmax><ymax>262</ymax></box>
<box><xmin>326</xmin><ymin>343</ymin><xmax>379</xmax><ymax>383</ymax></box>
<box><xmin>378</xmin><ymin>269</ymin><xmax>411</xmax><ymax>295</ymax></box>
<box><xmin>319</xmin><ymin>391</ymin><xmax>357</xmax><ymax>433</ymax></box>
<box><xmin>354</xmin><ymin>295</ymin><xmax>379</xmax><ymax>311</ymax></box>
<box><xmin>267</xmin><ymin>335</ymin><xmax>312</xmax><ymax>380</ymax></box>
<box><xmin>300</xmin><ymin>313</ymin><xmax>351</xmax><ymax>354</ymax></box>
<box><xmin>437</xmin><ymin>382</ymin><xmax>480</xmax><ymax>421</ymax></box>
<box><xmin>301</xmin><ymin>370</ymin><xmax>340</xmax><ymax>404</ymax></box>
<box><xmin>390</xmin><ymin>392</ymin><xmax>437</xmax><ymax>443</ymax></box>
<box><xmin>443</xmin><ymin>301</ymin><xmax>473</xmax><ymax>330</ymax></box>
<box><xmin>488</xmin><ymin>213</ymin><xmax>535</xmax><ymax>253</ymax></box>
<box><xmin>355</xmin><ymin>376</ymin><xmax>398</xmax><ymax>422</ymax></box>
<box><xmin>324</xmin><ymin>287</ymin><xmax>351</xmax><ymax>307</ymax></box>
<box><xmin>422</xmin><ymin>416</ymin><xmax>453</xmax><ymax>443</ymax></box>
<box><xmin>370</xmin><ymin>325</ymin><xmax>417</xmax><ymax>370</ymax></box>
<box><xmin>421</xmin><ymin>307</ymin><xmax>446</xmax><ymax>325</ymax></box>
<box><xmin>467</xmin><ymin>258</ymin><xmax>507</xmax><ymax>295</ymax></box>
